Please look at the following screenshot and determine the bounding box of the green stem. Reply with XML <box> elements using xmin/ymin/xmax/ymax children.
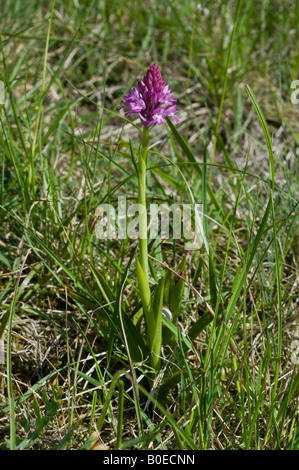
<box><xmin>137</xmin><ymin>127</ymin><xmax>150</xmax><ymax>279</ymax></box>
<box><xmin>136</xmin><ymin>127</ymin><xmax>163</xmax><ymax>374</ymax></box>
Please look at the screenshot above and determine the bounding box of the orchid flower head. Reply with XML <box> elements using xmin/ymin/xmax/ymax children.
<box><xmin>120</xmin><ymin>63</ymin><xmax>179</xmax><ymax>128</ymax></box>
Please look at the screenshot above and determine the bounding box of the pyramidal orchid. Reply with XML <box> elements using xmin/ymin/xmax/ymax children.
<box><xmin>120</xmin><ymin>63</ymin><xmax>179</xmax><ymax>128</ymax></box>
<box><xmin>120</xmin><ymin>65</ymin><xmax>179</xmax><ymax>374</ymax></box>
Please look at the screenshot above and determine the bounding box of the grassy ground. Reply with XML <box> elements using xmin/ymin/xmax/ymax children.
<box><xmin>0</xmin><ymin>0</ymin><xmax>298</xmax><ymax>450</ymax></box>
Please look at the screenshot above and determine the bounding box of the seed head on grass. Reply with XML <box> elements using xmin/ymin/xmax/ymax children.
<box><xmin>120</xmin><ymin>63</ymin><xmax>179</xmax><ymax>128</ymax></box>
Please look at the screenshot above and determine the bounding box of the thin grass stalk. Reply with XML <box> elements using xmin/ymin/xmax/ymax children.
<box><xmin>6</xmin><ymin>250</ymin><xmax>32</xmax><ymax>449</ymax></box>
<box><xmin>210</xmin><ymin>0</ymin><xmax>242</xmax><ymax>166</ymax></box>
<box><xmin>6</xmin><ymin>301</ymin><xmax>16</xmax><ymax>450</ymax></box>
<box><xmin>116</xmin><ymin>380</ymin><xmax>124</xmax><ymax>449</ymax></box>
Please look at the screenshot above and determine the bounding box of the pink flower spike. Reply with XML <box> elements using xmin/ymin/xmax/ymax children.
<box><xmin>119</xmin><ymin>64</ymin><xmax>179</xmax><ymax>128</ymax></box>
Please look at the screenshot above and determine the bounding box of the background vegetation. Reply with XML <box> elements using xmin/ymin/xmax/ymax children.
<box><xmin>0</xmin><ymin>0</ymin><xmax>298</xmax><ymax>450</ymax></box>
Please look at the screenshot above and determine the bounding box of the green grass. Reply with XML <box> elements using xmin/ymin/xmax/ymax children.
<box><xmin>0</xmin><ymin>0</ymin><xmax>298</xmax><ymax>450</ymax></box>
